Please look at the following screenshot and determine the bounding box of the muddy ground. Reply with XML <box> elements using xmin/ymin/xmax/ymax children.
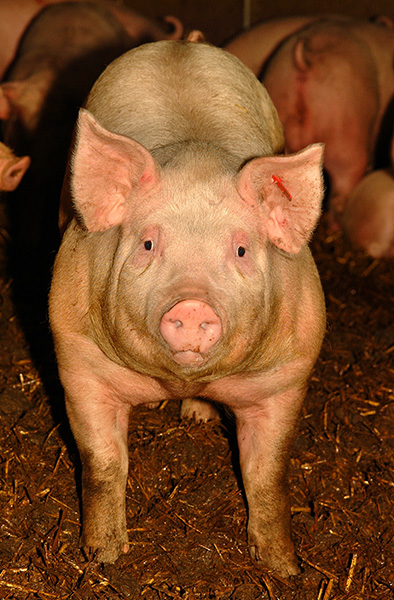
<box><xmin>0</xmin><ymin>187</ymin><xmax>393</xmax><ymax>600</ymax></box>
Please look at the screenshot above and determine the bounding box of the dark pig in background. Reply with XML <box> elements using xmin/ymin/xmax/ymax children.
<box><xmin>0</xmin><ymin>2</ymin><xmax>130</xmax><ymax>136</ymax></box>
<box><xmin>0</xmin><ymin>0</ymin><xmax>183</xmax><ymax>81</ymax></box>
<box><xmin>0</xmin><ymin>2</ymin><xmax>182</xmax><ymax>306</ymax></box>
<box><xmin>225</xmin><ymin>16</ymin><xmax>394</xmax><ymax>241</ymax></box>
<box><xmin>0</xmin><ymin>1</ymin><xmax>130</xmax><ymax>302</ymax></box>
<box><xmin>49</xmin><ymin>40</ymin><xmax>326</xmax><ymax>577</ymax></box>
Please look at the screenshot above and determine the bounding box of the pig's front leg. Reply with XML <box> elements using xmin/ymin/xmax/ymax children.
<box><xmin>233</xmin><ymin>386</ymin><xmax>305</xmax><ymax>577</ymax></box>
<box><xmin>65</xmin><ymin>387</ymin><xmax>131</xmax><ymax>563</ymax></box>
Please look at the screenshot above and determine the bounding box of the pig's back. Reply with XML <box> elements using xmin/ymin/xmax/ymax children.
<box><xmin>85</xmin><ymin>40</ymin><xmax>284</xmax><ymax>167</ymax></box>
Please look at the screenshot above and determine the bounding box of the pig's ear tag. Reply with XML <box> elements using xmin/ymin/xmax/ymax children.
<box><xmin>237</xmin><ymin>144</ymin><xmax>324</xmax><ymax>253</ymax></box>
<box><xmin>71</xmin><ymin>109</ymin><xmax>159</xmax><ymax>232</ymax></box>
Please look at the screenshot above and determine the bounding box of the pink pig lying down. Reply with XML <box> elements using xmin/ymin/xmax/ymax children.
<box><xmin>341</xmin><ymin>127</ymin><xmax>394</xmax><ymax>258</ymax></box>
<box><xmin>0</xmin><ymin>142</ymin><xmax>30</xmax><ymax>191</ymax></box>
<box><xmin>342</xmin><ymin>169</ymin><xmax>394</xmax><ymax>258</ymax></box>
<box><xmin>49</xmin><ymin>40</ymin><xmax>326</xmax><ymax>577</ymax></box>
<box><xmin>225</xmin><ymin>15</ymin><xmax>394</xmax><ymax>233</ymax></box>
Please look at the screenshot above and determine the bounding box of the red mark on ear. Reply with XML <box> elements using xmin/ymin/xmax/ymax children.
<box><xmin>272</xmin><ymin>175</ymin><xmax>292</xmax><ymax>201</ymax></box>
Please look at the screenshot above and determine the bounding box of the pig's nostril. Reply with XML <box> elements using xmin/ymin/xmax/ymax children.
<box><xmin>175</xmin><ymin>320</ymin><xmax>182</xmax><ymax>328</ymax></box>
<box><xmin>200</xmin><ymin>322</ymin><xmax>208</xmax><ymax>330</ymax></box>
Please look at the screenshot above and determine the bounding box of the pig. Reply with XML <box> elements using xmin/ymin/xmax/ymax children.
<box><xmin>0</xmin><ymin>141</ymin><xmax>30</xmax><ymax>191</ymax></box>
<box><xmin>49</xmin><ymin>39</ymin><xmax>326</xmax><ymax>577</ymax></box>
<box><xmin>0</xmin><ymin>0</ymin><xmax>183</xmax><ymax>81</ymax></box>
<box><xmin>342</xmin><ymin>169</ymin><xmax>394</xmax><ymax>258</ymax></box>
<box><xmin>225</xmin><ymin>16</ymin><xmax>394</xmax><ymax>229</ymax></box>
<box><xmin>0</xmin><ymin>1</ymin><xmax>132</xmax><ymax>297</ymax></box>
<box><xmin>0</xmin><ymin>2</ymin><xmax>148</xmax><ymax>135</ymax></box>
<box><xmin>341</xmin><ymin>104</ymin><xmax>394</xmax><ymax>258</ymax></box>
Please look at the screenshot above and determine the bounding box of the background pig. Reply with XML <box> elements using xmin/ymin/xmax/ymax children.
<box><xmin>50</xmin><ymin>40</ymin><xmax>325</xmax><ymax>577</ymax></box>
<box><xmin>342</xmin><ymin>94</ymin><xmax>394</xmax><ymax>258</ymax></box>
<box><xmin>0</xmin><ymin>141</ymin><xmax>30</xmax><ymax>191</ymax></box>
<box><xmin>0</xmin><ymin>1</ymin><xmax>129</xmax><ymax>313</ymax></box>
<box><xmin>225</xmin><ymin>16</ymin><xmax>394</xmax><ymax>231</ymax></box>
<box><xmin>0</xmin><ymin>2</ymin><xmax>130</xmax><ymax>134</ymax></box>
<box><xmin>0</xmin><ymin>0</ymin><xmax>183</xmax><ymax>81</ymax></box>
<box><xmin>342</xmin><ymin>169</ymin><xmax>394</xmax><ymax>258</ymax></box>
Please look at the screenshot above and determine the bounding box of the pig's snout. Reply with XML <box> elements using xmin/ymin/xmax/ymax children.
<box><xmin>160</xmin><ymin>300</ymin><xmax>222</xmax><ymax>365</ymax></box>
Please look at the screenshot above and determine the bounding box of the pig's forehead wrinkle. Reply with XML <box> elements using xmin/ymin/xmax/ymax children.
<box><xmin>155</xmin><ymin>199</ymin><xmax>232</xmax><ymax>232</ymax></box>
<box><xmin>161</xmin><ymin>172</ymin><xmax>236</xmax><ymax>211</ymax></box>
<box><xmin>156</xmin><ymin>168</ymin><xmax>262</xmax><ymax>230</ymax></box>
<box><xmin>147</xmin><ymin>197</ymin><xmax>258</xmax><ymax>245</ymax></box>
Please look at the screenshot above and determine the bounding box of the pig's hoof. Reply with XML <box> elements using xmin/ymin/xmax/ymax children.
<box><xmin>249</xmin><ymin>544</ymin><xmax>301</xmax><ymax>577</ymax></box>
<box><xmin>82</xmin><ymin>540</ymin><xmax>129</xmax><ymax>564</ymax></box>
<box><xmin>147</xmin><ymin>401</ymin><xmax>161</xmax><ymax>409</ymax></box>
<box><xmin>181</xmin><ymin>397</ymin><xmax>220</xmax><ymax>422</ymax></box>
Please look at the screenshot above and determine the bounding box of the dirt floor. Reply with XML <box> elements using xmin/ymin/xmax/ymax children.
<box><xmin>0</xmin><ymin>193</ymin><xmax>394</xmax><ymax>600</ymax></box>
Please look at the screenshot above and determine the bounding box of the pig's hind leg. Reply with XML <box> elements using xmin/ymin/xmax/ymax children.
<box><xmin>181</xmin><ymin>397</ymin><xmax>220</xmax><ymax>421</ymax></box>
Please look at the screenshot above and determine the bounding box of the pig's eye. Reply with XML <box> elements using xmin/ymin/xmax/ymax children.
<box><xmin>144</xmin><ymin>240</ymin><xmax>153</xmax><ymax>251</ymax></box>
<box><xmin>237</xmin><ymin>246</ymin><xmax>246</xmax><ymax>257</ymax></box>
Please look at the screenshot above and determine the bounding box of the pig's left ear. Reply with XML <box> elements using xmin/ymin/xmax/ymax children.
<box><xmin>237</xmin><ymin>144</ymin><xmax>324</xmax><ymax>253</ymax></box>
<box><xmin>72</xmin><ymin>109</ymin><xmax>160</xmax><ymax>232</ymax></box>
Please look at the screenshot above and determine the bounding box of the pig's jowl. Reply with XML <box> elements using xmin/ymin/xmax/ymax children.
<box><xmin>49</xmin><ymin>40</ymin><xmax>326</xmax><ymax>577</ymax></box>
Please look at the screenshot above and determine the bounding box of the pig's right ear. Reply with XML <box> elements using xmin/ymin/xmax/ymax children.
<box><xmin>71</xmin><ymin>109</ymin><xmax>159</xmax><ymax>232</ymax></box>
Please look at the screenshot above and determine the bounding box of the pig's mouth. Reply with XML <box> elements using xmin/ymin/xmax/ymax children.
<box><xmin>159</xmin><ymin>298</ymin><xmax>223</xmax><ymax>367</ymax></box>
<box><xmin>171</xmin><ymin>349</ymin><xmax>209</xmax><ymax>366</ymax></box>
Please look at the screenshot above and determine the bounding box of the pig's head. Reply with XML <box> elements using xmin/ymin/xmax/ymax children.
<box><xmin>70</xmin><ymin>110</ymin><xmax>324</xmax><ymax>380</ymax></box>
